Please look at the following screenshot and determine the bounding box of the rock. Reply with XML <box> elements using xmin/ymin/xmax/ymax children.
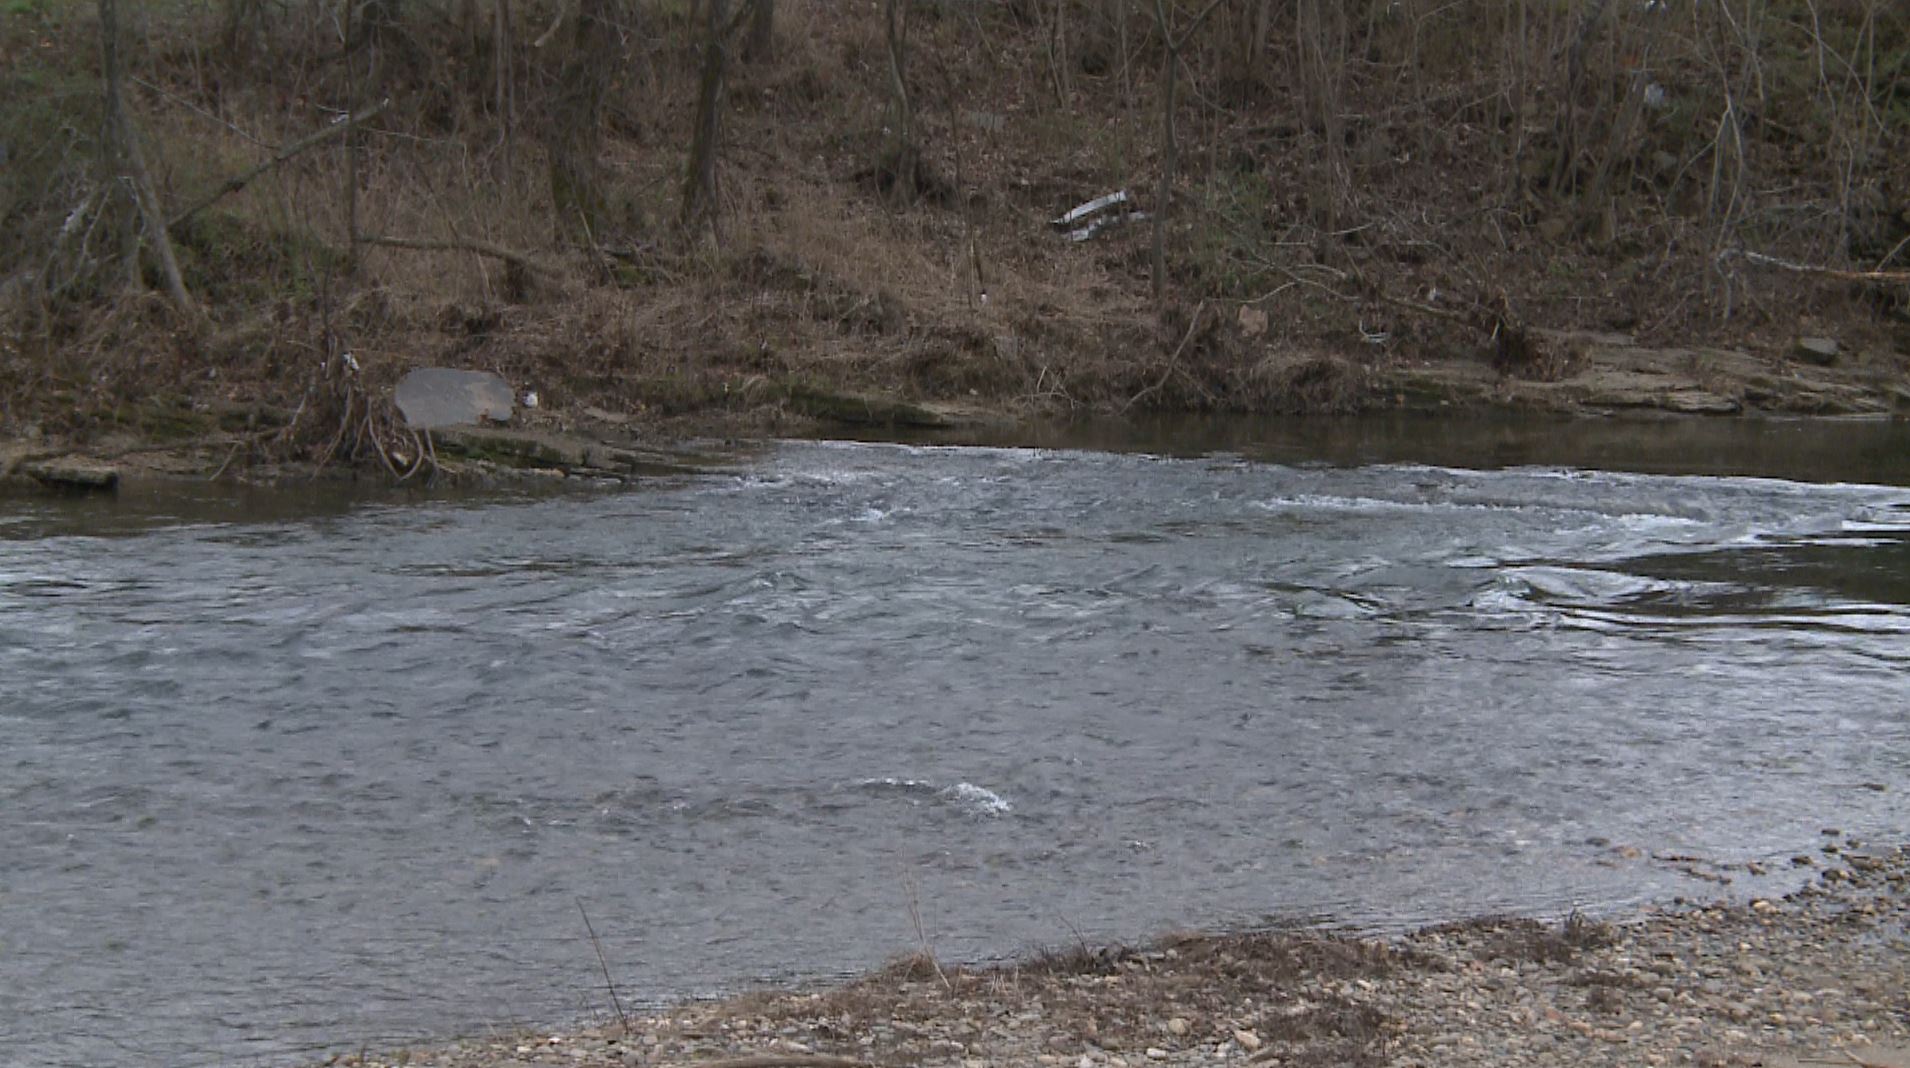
<box><xmin>393</xmin><ymin>367</ymin><xmax>515</xmax><ymax>430</ymax></box>
<box><xmin>1659</xmin><ymin>389</ymin><xmax>1742</xmax><ymax>415</ymax></box>
<box><xmin>581</xmin><ymin>406</ymin><xmax>632</xmax><ymax>425</ymax></box>
<box><xmin>1165</xmin><ymin>1018</ymin><xmax>1188</xmax><ymax>1037</ymax></box>
<box><xmin>1232</xmin><ymin>1029</ymin><xmax>1261</xmax><ymax>1051</ymax></box>
<box><xmin>23</xmin><ymin>457</ymin><xmax>119</xmax><ymax>490</ymax></box>
<box><xmin>1793</xmin><ymin>336</ymin><xmax>1839</xmax><ymax>366</ymax></box>
<box><xmin>761</xmin><ymin>380</ymin><xmax>953</xmax><ymax>429</ymax></box>
<box><xmin>1238</xmin><ymin>305</ymin><xmax>1269</xmax><ymax>338</ymax></box>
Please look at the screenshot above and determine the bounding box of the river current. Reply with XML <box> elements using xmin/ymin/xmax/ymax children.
<box><xmin>3</xmin><ymin>421</ymin><xmax>1908</xmax><ymax>1067</ymax></box>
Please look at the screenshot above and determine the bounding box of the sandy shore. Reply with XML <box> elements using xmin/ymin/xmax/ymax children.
<box><xmin>315</xmin><ymin>840</ymin><xmax>1909</xmax><ymax>1068</ymax></box>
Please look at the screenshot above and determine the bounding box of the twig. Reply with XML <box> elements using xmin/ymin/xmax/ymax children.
<box><xmin>577</xmin><ymin>899</ymin><xmax>630</xmax><ymax>1030</ymax></box>
<box><xmin>1876</xmin><ymin>232</ymin><xmax>1910</xmax><ymax>273</ymax></box>
<box><xmin>167</xmin><ymin>99</ymin><xmax>391</xmax><ymax>232</ymax></box>
<box><xmin>1122</xmin><ymin>300</ymin><xmax>1207</xmax><ymax>413</ymax></box>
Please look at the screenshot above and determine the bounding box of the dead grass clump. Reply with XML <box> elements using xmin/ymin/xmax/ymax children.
<box><xmin>1249</xmin><ymin>353</ymin><xmax>1373</xmax><ymax>414</ymax></box>
<box><xmin>1255</xmin><ymin>998</ymin><xmax>1392</xmax><ymax>1068</ymax></box>
<box><xmin>870</xmin><ymin>950</ymin><xmax>952</xmax><ymax>986</ymax></box>
<box><xmin>1464</xmin><ymin>910</ymin><xmax>1616</xmax><ymax>965</ymax></box>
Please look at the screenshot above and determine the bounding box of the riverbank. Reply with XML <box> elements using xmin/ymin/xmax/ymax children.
<box><xmin>317</xmin><ymin>842</ymin><xmax>1910</xmax><ymax>1068</ymax></box>
<box><xmin>5</xmin><ymin>364</ymin><xmax>1910</xmax><ymax>497</ymax></box>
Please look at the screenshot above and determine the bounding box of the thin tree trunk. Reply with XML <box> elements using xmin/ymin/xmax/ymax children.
<box><xmin>1248</xmin><ymin>0</ymin><xmax>1271</xmax><ymax>71</ymax></box>
<box><xmin>1153</xmin><ymin>40</ymin><xmax>1177</xmax><ymax>309</ymax></box>
<box><xmin>495</xmin><ymin>0</ymin><xmax>514</xmax><ymax>156</ymax></box>
<box><xmin>1048</xmin><ymin>0</ymin><xmax>1070</xmax><ymax>105</ymax></box>
<box><xmin>682</xmin><ymin>0</ymin><xmax>730</xmax><ymax>230</ymax></box>
<box><xmin>744</xmin><ymin>0</ymin><xmax>773</xmax><ymax>61</ymax></box>
<box><xmin>1148</xmin><ymin>0</ymin><xmax>1227</xmax><ymax>314</ymax></box>
<box><xmin>345</xmin><ymin>0</ymin><xmax>360</xmax><ymax>271</ymax></box>
<box><xmin>550</xmin><ymin>0</ymin><xmax>618</xmax><ymax>239</ymax></box>
<box><xmin>882</xmin><ymin>0</ymin><xmax>917</xmax><ymax>201</ymax></box>
<box><xmin>99</xmin><ymin>0</ymin><xmax>195</xmax><ymax>315</ymax></box>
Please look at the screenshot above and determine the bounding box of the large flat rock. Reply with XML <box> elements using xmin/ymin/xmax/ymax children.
<box><xmin>394</xmin><ymin>368</ymin><xmax>515</xmax><ymax>430</ymax></box>
<box><xmin>21</xmin><ymin>457</ymin><xmax>120</xmax><ymax>490</ymax></box>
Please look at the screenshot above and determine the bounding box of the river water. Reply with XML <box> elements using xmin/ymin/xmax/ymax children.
<box><xmin>3</xmin><ymin>416</ymin><xmax>1909</xmax><ymax>1067</ymax></box>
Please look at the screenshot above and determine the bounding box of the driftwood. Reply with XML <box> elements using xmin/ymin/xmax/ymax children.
<box><xmin>1720</xmin><ymin>248</ymin><xmax>1910</xmax><ymax>285</ymax></box>
<box><xmin>708</xmin><ymin>1059</ymin><xmax>872</xmax><ymax>1068</ymax></box>
<box><xmin>167</xmin><ymin>99</ymin><xmax>391</xmax><ymax>233</ymax></box>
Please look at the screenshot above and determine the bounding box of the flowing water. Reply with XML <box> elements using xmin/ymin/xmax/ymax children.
<box><xmin>3</xmin><ymin>416</ymin><xmax>1909</xmax><ymax>1067</ymax></box>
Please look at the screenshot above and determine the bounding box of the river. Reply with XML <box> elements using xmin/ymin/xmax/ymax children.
<box><xmin>3</xmin><ymin>415</ymin><xmax>1908</xmax><ymax>1067</ymax></box>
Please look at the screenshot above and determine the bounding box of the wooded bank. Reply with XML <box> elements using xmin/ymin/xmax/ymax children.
<box><xmin>1</xmin><ymin>0</ymin><xmax>1907</xmax><ymax>459</ymax></box>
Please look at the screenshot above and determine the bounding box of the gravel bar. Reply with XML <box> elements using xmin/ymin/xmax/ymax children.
<box><xmin>317</xmin><ymin>843</ymin><xmax>1909</xmax><ymax>1068</ymax></box>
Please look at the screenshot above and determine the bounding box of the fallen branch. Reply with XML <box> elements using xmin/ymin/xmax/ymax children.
<box><xmin>1719</xmin><ymin>247</ymin><xmax>1910</xmax><ymax>284</ymax></box>
<box><xmin>355</xmin><ymin>233</ymin><xmax>550</xmax><ymax>274</ymax></box>
<box><xmin>168</xmin><ymin>99</ymin><xmax>390</xmax><ymax>233</ymax></box>
<box><xmin>677</xmin><ymin>1057</ymin><xmax>878</xmax><ymax>1068</ymax></box>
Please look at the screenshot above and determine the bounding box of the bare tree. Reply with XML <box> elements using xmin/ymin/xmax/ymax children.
<box><xmin>99</xmin><ymin>0</ymin><xmax>195</xmax><ymax>315</ymax></box>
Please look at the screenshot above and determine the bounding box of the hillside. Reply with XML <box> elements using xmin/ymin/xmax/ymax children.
<box><xmin>3</xmin><ymin>0</ymin><xmax>1908</xmax><ymax>471</ymax></box>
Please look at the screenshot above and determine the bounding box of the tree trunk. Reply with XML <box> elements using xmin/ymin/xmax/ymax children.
<box><xmin>882</xmin><ymin>0</ymin><xmax>917</xmax><ymax>202</ymax></box>
<box><xmin>744</xmin><ymin>0</ymin><xmax>774</xmax><ymax>61</ymax></box>
<box><xmin>549</xmin><ymin>0</ymin><xmax>620</xmax><ymax>240</ymax></box>
<box><xmin>682</xmin><ymin>0</ymin><xmax>730</xmax><ymax>230</ymax></box>
<box><xmin>1248</xmin><ymin>0</ymin><xmax>1271</xmax><ymax>73</ymax></box>
<box><xmin>99</xmin><ymin>0</ymin><xmax>195</xmax><ymax>316</ymax></box>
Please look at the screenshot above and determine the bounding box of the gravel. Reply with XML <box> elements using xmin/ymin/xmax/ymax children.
<box><xmin>313</xmin><ymin>844</ymin><xmax>1910</xmax><ymax>1068</ymax></box>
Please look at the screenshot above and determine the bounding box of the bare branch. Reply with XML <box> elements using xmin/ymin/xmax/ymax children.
<box><xmin>356</xmin><ymin>233</ymin><xmax>552</xmax><ymax>274</ymax></box>
<box><xmin>167</xmin><ymin>99</ymin><xmax>392</xmax><ymax>233</ymax></box>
